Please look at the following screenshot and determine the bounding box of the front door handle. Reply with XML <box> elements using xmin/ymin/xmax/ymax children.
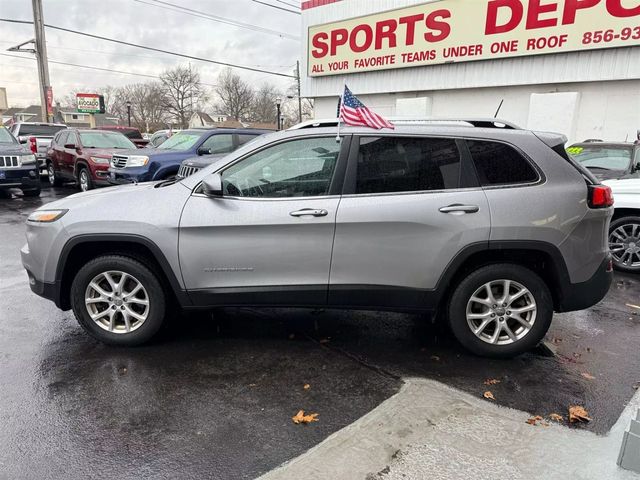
<box><xmin>439</xmin><ymin>204</ymin><xmax>480</xmax><ymax>214</ymax></box>
<box><xmin>290</xmin><ymin>208</ymin><xmax>328</xmax><ymax>217</ymax></box>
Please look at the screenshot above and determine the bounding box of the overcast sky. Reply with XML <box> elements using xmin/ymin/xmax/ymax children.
<box><xmin>0</xmin><ymin>0</ymin><xmax>302</xmax><ymax>108</ymax></box>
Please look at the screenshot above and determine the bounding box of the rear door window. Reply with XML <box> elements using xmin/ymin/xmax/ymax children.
<box><xmin>355</xmin><ymin>136</ymin><xmax>462</xmax><ymax>194</ymax></box>
<box><xmin>57</xmin><ymin>131</ymin><xmax>69</xmax><ymax>146</ymax></box>
<box><xmin>201</xmin><ymin>134</ymin><xmax>235</xmax><ymax>154</ymax></box>
<box><xmin>467</xmin><ymin>140</ymin><xmax>538</xmax><ymax>186</ymax></box>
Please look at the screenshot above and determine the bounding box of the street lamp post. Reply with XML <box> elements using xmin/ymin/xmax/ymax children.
<box><xmin>126</xmin><ymin>101</ymin><xmax>132</xmax><ymax>127</ymax></box>
<box><xmin>275</xmin><ymin>97</ymin><xmax>282</xmax><ymax>131</ymax></box>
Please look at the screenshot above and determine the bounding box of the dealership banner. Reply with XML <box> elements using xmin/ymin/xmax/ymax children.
<box><xmin>308</xmin><ymin>0</ymin><xmax>640</xmax><ymax>76</ymax></box>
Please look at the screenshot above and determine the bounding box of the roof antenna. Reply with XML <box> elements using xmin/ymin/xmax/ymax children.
<box><xmin>494</xmin><ymin>99</ymin><xmax>504</xmax><ymax>118</ymax></box>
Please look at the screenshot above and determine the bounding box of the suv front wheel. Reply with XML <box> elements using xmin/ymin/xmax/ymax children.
<box><xmin>448</xmin><ymin>264</ymin><xmax>553</xmax><ymax>358</ymax></box>
<box><xmin>70</xmin><ymin>255</ymin><xmax>166</xmax><ymax>346</ymax></box>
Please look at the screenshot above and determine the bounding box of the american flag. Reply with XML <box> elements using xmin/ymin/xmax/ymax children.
<box><xmin>338</xmin><ymin>86</ymin><xmax>394</xmax><ymax>130</ymax></box>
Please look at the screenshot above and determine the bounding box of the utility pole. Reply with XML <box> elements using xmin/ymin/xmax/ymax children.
<box><xmin>296</xmin><ymin>60</ymin><xmax>302</xmax><ymax>123</ymax></box>
<box><xmin>32</xmin><ymin>0</ymin><xmax>52</xmax><ymax>123</ymax></box>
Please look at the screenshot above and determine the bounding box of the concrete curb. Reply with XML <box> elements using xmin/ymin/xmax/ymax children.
<box><xmin>259</xmin><ymin>378</ymin><xmax>640</xmax><ymax>480</ymax></box>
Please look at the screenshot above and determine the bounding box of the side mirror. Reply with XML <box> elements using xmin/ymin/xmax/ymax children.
<box><xmin>202</xmin><ymin>173</ymin><xmax>223</xmax><ymax>197</ymax></box>
<box><xmin>17</xmin><ymin>135</ymin><xmax>28</xmax><ymax>144</ymax></box>
<box><xmin>197</xmin><ymin>147</ymin><xmax>211</xmax><ymax>156</ymax></box>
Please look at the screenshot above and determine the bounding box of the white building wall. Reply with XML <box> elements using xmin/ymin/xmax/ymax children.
<box><xmin>314</xmin><ymin>79</ymin><xmax>640</xmax><ymax>143</ymax></box>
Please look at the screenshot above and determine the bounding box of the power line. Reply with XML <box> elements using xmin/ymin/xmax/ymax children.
<box><xmin>251</xmin><ymin>0</ymin><xmax>301</xmax><ymax>14</ymax></box>
<box><xmin>0</xmin><ymin>52</ymin><xmax>218</xmax><ymax>86</ymax></box>
<box><xmin>272</xmin><ymin>0</ymin><xmax>301</xmax><ymax>9</ymax></box>
<box><xmin>0</xmin><ymin>18</ymin><xmax>297</xmax><ymax>79</ymax></box>
<box><xmin>133</xmin><ymin>0</ymin><xmax>299</xmax><ymax>40</ymax></box>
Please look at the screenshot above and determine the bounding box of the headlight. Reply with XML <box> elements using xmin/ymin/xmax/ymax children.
<box><xmin>126</xmin><ymin>156</ymin><xmax>149</xmax><ymax>167</ymax></box>
<box><xmin>27</xmin><ymin>209</ymin><xmax>68</xmax><ymax>223</ymax></box>
<box><xmin>21</xmin><ymin>154</ymin><xmax>37</xmax><ymax>165</ymax></box>
<box><xmin>90</xmin><ymin>156</ymin><xmax>110</xmax><ymax>164</ymax></box>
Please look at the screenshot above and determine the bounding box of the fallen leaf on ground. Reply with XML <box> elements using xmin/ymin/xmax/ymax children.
<box><xmin>552</xmin><ymin>337</ymin><xmax>563</xmax><ymax>344</ymax></box>
<box><xmin>549</xmin><ymin>413</ymin><xmax>564</xmax><ymax>422</ymax></box>
<box><xmin>633</xmin><ymin>383</ymin><xmax>640</xmax><ymax>390</ymax></box>
<box><xmin>573</xmin><ymin>352</ymin><xmax>582</xmax><ymax>359</ymax></box>
<box><xmin>319</xmin><ymin>338</ymin><xmax>330</xmax><ymax>344</ymax></box>
<box><xmin>430</xmin><ymin>355</ymin><xmax>440</xmax><ymax>361</ymax></box>
<box><xmin>526</xmin><ymin>415</ymin><xmax>546</xmax><ymax>426</ymax></box>
<box><xmin>484</xmin><ymin>378</ymin><xmax>501</xmax><ymax>386</ymax></box>
<box><xmin>248</xmin><ymin>383</ymin><xmax>257</xmax><ymax>387</ymax></box>
<box><xmin>292</xmin><ymin>410</ymin><xmax>319</xmax><ymax>424</ymax></box>
<box><xmin>303</xmin><ymin>384</ymin><xmax>310</xmax><ymax>390</ymax></box>
<box><xmin>586</xmin><ymin>347</ymin><xmax>592</xmax><ymax>353</ymax></box>
<box><xmin>483</xmin><ymin>391</ymin><xmax>495</xmax><ymax>400</ymax></box>
<box><xmin>581</xmin><ymin>373</ymin><xmax>595</xmax><ymax>380</ymax></box>
<box><xmin>568</xmin><ymin>405</ymin><xmax>592</xmax><ymax>423</ymax></box>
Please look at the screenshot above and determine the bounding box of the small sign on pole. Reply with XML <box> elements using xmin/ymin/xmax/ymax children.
<box><xmin>76</xmin><ymin>93</ymin><xmax>105</xmax><ymax>114</ymax></box>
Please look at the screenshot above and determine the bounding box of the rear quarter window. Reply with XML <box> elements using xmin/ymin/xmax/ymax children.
<box><xmin>467</xmin><ymin>140</ymin><xmax>539</xmax><ymax>186</ymax></box>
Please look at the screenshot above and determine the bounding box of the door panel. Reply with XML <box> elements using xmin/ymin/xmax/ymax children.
<box><xmin>179</xmin><ymin>196</ymin><xmax>340</xmax><ymax>305</ymax></box>
<box><xmin>178</xmin><ymin>135</ymin><xmax>350</xmax><ymax>307</ymax></box>
<box><xmin>328</xmin><ymin>134</ymin><xmax>490</xmax><ymax>309</ymax></box>
<box><xmin>328</xmin><ymin>190</ymin><xmax>490</xmax><ymax>308</ymax></box>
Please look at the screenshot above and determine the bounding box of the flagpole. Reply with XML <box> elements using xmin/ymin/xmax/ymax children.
<box><xmin>336</xmin><ymin>81</ymin><xmax>346</xmax><ymax>143</ymax></box>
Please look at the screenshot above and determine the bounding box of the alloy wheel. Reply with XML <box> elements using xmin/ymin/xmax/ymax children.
<box><xmin>466</xmin><ymin>279</ymin><xmax>537</xmax><ymax>345</ymax></box>
<box><xmin>79</xmin><ymin>170</ymin><xmax>89</xmax><ymax>192</ymax></box>
<box><xmin>609</xmin><ymin>223</ymin><xmax>640</xmax><ymax>269</ymax></box>
<box><xmin>84</xmin><ymin>271</ymin><xmax>150</xmax><ymax>334</ymax></box>
<box><xmin>48</xmin><ymin>164</ymin><xmax>55</xmax><ymax>185</ymax></box>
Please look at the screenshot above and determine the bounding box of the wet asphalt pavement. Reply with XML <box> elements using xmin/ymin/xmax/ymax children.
<box><xmin>2</xmin><ymin>184</ymin><xmax>640</xmax><ymax>479</ymax></box>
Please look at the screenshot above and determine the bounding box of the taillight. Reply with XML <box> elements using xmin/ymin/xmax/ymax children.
<box><xmin>28</xmin><ymin>137</ymin><xmax>37</xmax><ymax>154</ymax></box>
<box><xmin>588</xmin><ymin>185</ymin><xmax>613</xmax><ymax>208</ymax></box>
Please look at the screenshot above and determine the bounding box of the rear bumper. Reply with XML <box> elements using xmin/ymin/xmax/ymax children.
<box><xmin>556</xmin><ymin>256</ymin><xmax>613</xmax><ymax>312</ymax></box>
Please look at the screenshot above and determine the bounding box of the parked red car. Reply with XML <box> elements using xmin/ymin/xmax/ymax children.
<box><xmin>92</xmin><ymin>126</ymin><xmax>149</xmax><ymax>148</ymax></box>
<box><xmin>46</xmin><ymin>129</ymin><xmax>137</xmax><ymax>191</ymax></box>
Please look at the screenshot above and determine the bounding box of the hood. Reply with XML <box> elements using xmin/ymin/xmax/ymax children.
<box><xmin>114</xmin><ymin>147</ymin><xmax>176</xmax><ymax>157</ymax></box>
<box><xmin>603</xmin><ymin>178</ymin><xmax>640</xmax><ymax>194</ymax></box>
<box><xmin>43</xmin><ymin>182</ymin><xmax>158</xmax><ymax>210</ymax></box>
<box><xmin>181</xmin><ymin>153</ymin><xmax>227</xmax><ymax>169</ymax></box>
<box><xmin>0</xmin><ymin>143</ymin><xmax>28</xmax><ymax>155</ymax></box>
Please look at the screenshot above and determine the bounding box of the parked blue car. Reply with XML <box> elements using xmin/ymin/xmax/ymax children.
<box><xmin>108</xmin><ymin>128</ymin><xmax>272</xmax><ymax>184</ymax></box>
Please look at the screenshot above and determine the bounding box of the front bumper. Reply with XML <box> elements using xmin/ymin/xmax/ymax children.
<box><xmin>557</xmin><ymin>256</ymin><xmax>613</xmax><ymax>312</ymax></box>
<box><xmin>0</xmin><ymin>166</ymin><xmax>40</xmax><ymax>189</ymax></box>
<box><xmin>108</xmin><ymin>167</ymin><xmax>151</xmax><ymax>185</ymax></box>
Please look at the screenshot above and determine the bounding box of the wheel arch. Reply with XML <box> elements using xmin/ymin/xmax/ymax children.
<box><xmin>433</xmin><ymin>241</ymin><xmax>571</xmax><ymax>314</ymax></box>
<box><xmin>55</xmin><ymin>234</ymin><xmax>190</xmax><ymax>310</ymax></box>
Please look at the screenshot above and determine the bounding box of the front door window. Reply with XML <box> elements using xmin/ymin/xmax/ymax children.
<box><xmin>221</xmin><ymin>137</ymin><xmax>340</xmax><ymax>198</ymax></box>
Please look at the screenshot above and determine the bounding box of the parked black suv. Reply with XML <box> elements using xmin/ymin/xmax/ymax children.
<box><xmin>0</xmin><ymin>127</ymin><xmax>41</xmax><ymax>197</ymax></box>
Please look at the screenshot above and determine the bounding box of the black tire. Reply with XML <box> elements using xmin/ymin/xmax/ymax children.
<box><xmin>47</xmin><ymin>161</ymin><xmax>63</xmax><ymax>187</ymax></box>
<box><xmin>448</xmin><ymin>264</ymin><xmax>553</xmax><ymax>358</ymax></box>
<box><xmin>70</xmin><ymin>255</ymin><xmax>166</xmax><ymax>346</ymax></box>
<box><xmin>77</xmin><ymin>166</ymin><xmax>93</xmax><ymax>192</ymax></box>
<box><xmin>21</xmin><ymin>186</ymin><xmax>41</xmax><ymax>197</ymax></box>
<box><xmin>0</xmin><ymin>189</ymin><xmax>11</xmax><ymax>199</ymax></box>
<box><xmin>609</xmin><ymin>216</ymin><xmax>640</xmax><ymax>273</ymax></box>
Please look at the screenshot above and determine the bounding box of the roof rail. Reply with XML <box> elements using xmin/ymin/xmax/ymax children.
<box><xmin>289</xmin><ymin>118</ymin><xmax>521</xmax><ymax>130</ymax></box>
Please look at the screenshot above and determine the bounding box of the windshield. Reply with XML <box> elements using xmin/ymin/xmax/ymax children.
<box><xmin>157</xmin><ymin>132</ymin><xmax>203</xmax><ymax>151</ymax></box>
<box><xmin>18</xmin><ymin>124</ymin><xmax>66</xmax><ymax>136</ymax></box>
<box><xmin>0</xmin><ymin>127</ymin><xmax>17</xmax><ymax>144</ymax></box>
<box><xmin>79</xmin><ymin>132</ymin><xmax>136</xmax><ymax>149</ymax></box>
<box><xmin>567</xmin><ymin>145</ymin><xmax>633</xmax><ymax>171</ymax></box>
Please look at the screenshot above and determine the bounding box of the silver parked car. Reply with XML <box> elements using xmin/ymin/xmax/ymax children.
<box><xmin>21</xmin><ymin>121</ymin><xmax>614</xmax><ymax>357</ymax></box>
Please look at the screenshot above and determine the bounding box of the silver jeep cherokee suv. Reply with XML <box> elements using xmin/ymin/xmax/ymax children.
<box><xmin>21</xmin><ymin>122</ymin><xmax>614</xmax><ymax>357</ymax></box>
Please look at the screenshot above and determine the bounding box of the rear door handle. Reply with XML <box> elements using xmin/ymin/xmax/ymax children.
<box><xmin>439</xmin><ymin>204</ymin><xmax>480</xmax><ymax>214</ymax></box>
<box><xmin>290</xmin><ymin>208</ymin><xmax>329</xmax><ymax>217</ymax></box>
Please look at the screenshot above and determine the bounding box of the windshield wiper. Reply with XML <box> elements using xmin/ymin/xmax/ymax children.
<box><xmin>155</xmin><ymin>178</ymin><xmax>178</xmax><ymax>188</ymax></box>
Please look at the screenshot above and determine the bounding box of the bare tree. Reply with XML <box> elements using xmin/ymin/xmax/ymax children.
<box><xmin>215</xmin><ymin>68</ymin><xmax>254</xmax><ymax>121</ymax></box>
<box><xmin>159</xmin><ymin>65</ymin><xmax>206</xmax><ymax>128</ymax></box>
<box><xmin>118</xmin><ymin>83</ymin><xmax>167</xmax><ymax>132</ymax></box>
<box><xmin>249</xmin><ymin>83</ymin><xmax>280</xmax><ymax>123</ymax></box>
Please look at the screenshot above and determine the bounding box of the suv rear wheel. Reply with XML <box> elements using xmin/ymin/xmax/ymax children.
<box><xmin>47</xmin><ymin>161</ymin><xmax>63</xmax><ymax>187</ymax></box>
<box><xmin>448</xmin><ymin>264</ymin><xmax>553</xmax><ymax>358</ymax></box>
<box><xmin>70</xmin><ymin>255</ymin><xmax>166</xmax><ymax>346</ymax></box>
<box><xmin>609</xmin><ymin>216</ymin><xmax>640</xmax><ymax>273</ymax></box>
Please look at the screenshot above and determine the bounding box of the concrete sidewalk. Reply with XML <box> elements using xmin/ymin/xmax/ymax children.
<box><xmin>260</xmin><ymin>378</ymin><xmax>640</xmax><ymax>480</ymax></box>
